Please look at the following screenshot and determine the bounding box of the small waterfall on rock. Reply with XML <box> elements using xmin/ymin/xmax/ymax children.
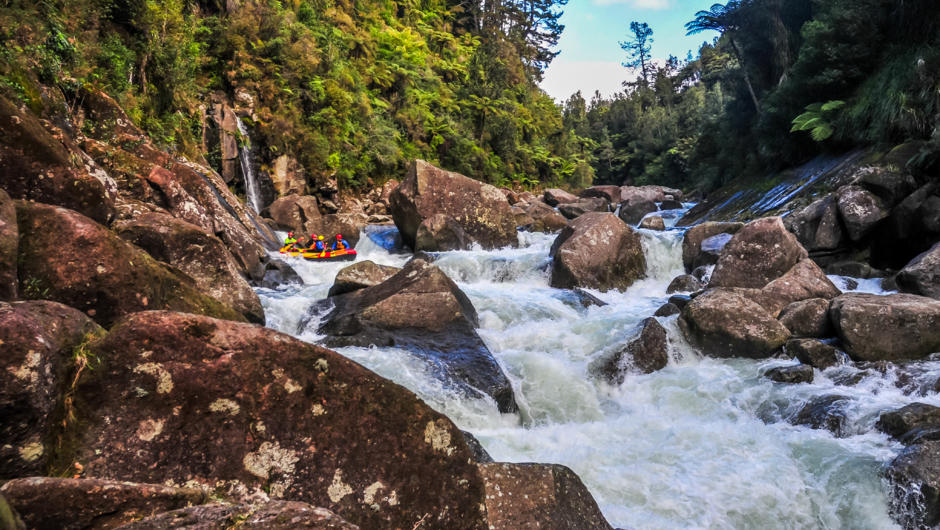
<box><xmin>236</xmin><ymin>117</ymin><xmax>264</xmax><ymax>214</ymax></box>
<box><xmin>257</xmin><ymin>213</ymin><xmax>924</xmax><ymax>529</ymax></box>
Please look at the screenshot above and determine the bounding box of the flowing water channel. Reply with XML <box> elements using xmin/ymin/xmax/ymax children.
<box><xmin>236</xmin><ymin>117</ymin><xmax>264</xmax><ymax>214</ymax></box>
<box><xmin>257</xmin><ymin>211</ymin><xmax>938</xmax><ymax>529</ymax></box>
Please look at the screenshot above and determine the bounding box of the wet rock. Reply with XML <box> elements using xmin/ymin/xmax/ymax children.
<box><xmin>0</xmin><ymin>189</ymin><xmax>16</xmax><ymax>300</ymax></box>
<box><xmin>478</xmin><ymin>463</ymin><xmax>613</xmax><ymax>530</ymax></box>
<box><xmin>268</xmin><ymin>195</ymin><xmax>321</xmax><ymax>235</ymax></box>
<box><xmin>543</xmin><ymin>188</ymin><xmax>579</xmax><ymax>207</ymax></box>
<box><xmin>0</xmin><ymin>477</ymin><xmax>209</xmax><ymax>530</ymax></box>
<box><xmin>681</xmin><ymin>222</ymin><xmax>743</xmax><ymax>273</ymax></box>
<box><xmin>66</xmin><ymin>311</ymin><xmax>490</xmax><ymax>529</ymax></box>
<box><xmin>570</xmin><ymin>288</ymin><xmax>608</xmax><ymax>308</ymax></box>
<box><xmin>523</xmin><ymin>201</ymin><xmax>568</xmax><ymax>232</ymax></box>
<box><xmin>785</xmin><ymin>339</ymin><xmax>842</xmax><ymax>370</ymax></box>
<box><xmin>878</xmin><ymin>403</ymin><xmax>940</xmax><ymax>442</ymax></box>
<box><xmin>119</xmin><ymin>501</ymin><xmax>357</xmax><ymax>529</ymax></box>
<box><xmin>678</xmin><ymin>289</ymin><xmax>790</xmax><ymax>358</ymax></box>
<box><xmin>764</xmin><ymin>364</ymin><xmax>814</xmax><ymax>384</ymax></box>
<box><xmin>836</xmin><ymin>185</ymin><xmax>889</xmax><ymax>242</ymax></box>
<box><xmin>825</xmin><ymin>260</ymin><xmax>880</xmax><ymax>278</ymax></box>
<box><xmin>853</xmin><ymin>165</ymin><xmax>918</xmax><ymax>207</ymax></box>
<box><xmin>709</xmin><ymin>217</ymin><xmax>808</xmax><ymax>289</ymax></box>
<box><xmin>897</xmin><ymin>242</ymin><xmax>940</xmax><ymax>300</ymax></box>
<box><xmin>304</xmin><ymin>213</ymin><xmax>367</xmax><ymax>248</ymax></box>
<box><xmin>0</xmin><ymin>301</ymin><xmax>103</xmax><ymax>479</ymax></box>
<box><xmin>0</xmin><ymin>494</ymin><xmax>24</xmax><ymax>530</ymax></box>
<box><xmin>461</xmin><ymin>431</ymin><xmax>494</xmax><ymax>463</ymax></box>
<box><xmin>667</xmin><ymin>274</ymin><xmax>703</xmax><ymax>294</ymax></box>
<box><xmin>315</xmin><ymin>259</ymin><xmax>517</xmax><ymax>412</ymax></box>
<box><xmin>784</xmin><ymin>196</ymin><xmax>844</xmax><ymax>252</ymax></box>
<box><xmin>757</xmin><ymin>259</ymin><xmax>841</xmax><ymax>317</ymax></box>
<box><xmin>593</xmin><ymin>318</ymin><xmax>668</xmax><ymax>384</ymax></box>
<box><xmin>639</xmin><ymin>216</ymin><xmax>665</xmax><ymax>230</ymax></box>
<box><xmin>259</xmin><ymin>258</ymin><xmax>303</xmax><ymax>289</ymax></box>
<box><xmin>792</xmin><ymin>395</ymin><xmax>851</xmax><ymax>436</ymax></box>
<box><xmin>390</xmin><ymin>160</ymin><xmax>516</xmax><ymax>251</ymax></box>
<box><xmin>549</xmin><ymin>212</ymin><xmax>646</xmax><ymax>292</ymax></box>
<box><xmin>617</xmin><ymin>197</ymin><xmax>657</xmax><ymax>226</ymax></box>
<box><xmin>654</xmin><ymin>303</ymin><xmax>681</xmax><ymax>317</ymax></box>
<box><xmin>415</xmin><ymin>213</ymin><xmax>471</xmax><ymax>251</ymax></box>
<box><xmin>114</xmin><ymin>212</ymin><xmax>264</xmax><ymax>324</ymax></box>
<box><xmin>511</xmin><ymin>205</ymin><xmax>534</xmax><ymax>228</ymax></box>
<box><xmin>328</xmin><ymin>261</ymin><xmax>400</xmax><ymax>297</ymax></box>
<box><xmin>668</xmin><ymin>294</ymin><xmax>692</xmax><ymax>310</ymax></box>
<box><xmin>270</xmin><ymin>155</ymin><xmax>308</xmax><ymax>197</ymax></box>
<box><xmin>691</xmin><ymin>265</ymin><xmax>712</xmax><ymax>282</ymax></box>
<box><xmin>16</xmin><ymin>202</ymin><xmax>246</xmax><ymax>327</ymax></box>
<box><xmin>0</xmin><ymin>95</ymin><xmax>115</xmax><ymax>225</ymax></box>
<box><xmin>830</xmin><ymin>293</ymin><xmax>940</xmax><ymax>361</ymax></box>
<box><xmin>559</xmin><ymin>198</ymin><xmax>608</xmax><ymax>220</ymax></box>
<box><xmin>660</xmin><ymin>199</ymin><xmax>684</xmax><ymax>210</ymax></box>
<box><xmin>885</xmin><ymin>440</ymin><xmax>940</xmax><ymax>529</ymax></box>
<box><xmin>579</xmin><ymin>185</ymin><xmax>621</xmax><ymax>203</ymax></box>
<box><xmin>778</xmin><ymin>298</ymin><xmax>832</xmax><ymax>338</ymax></box>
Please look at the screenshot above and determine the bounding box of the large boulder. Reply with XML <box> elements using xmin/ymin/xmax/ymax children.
<box><xmin>305</xmin><ymin>213</ymin><xmax>367</xmax><ymax>248</ymax></box>
<box><xmin>0</xmin><ymin>189</ymin><xmax>16</xmax><ymax>300</ymax></box>
<box><xmin>709</xmin><ymin>217</ymin><xmax>808</xmax><ymax>289</ymax></box>
<box><xmin>785</xmin><ymin>338</ymin><xmax>842</xmax><ymax>370</ymax></box>
<box><xmin>853</xmin><ymin>165</ymin><xmax>918</xmax><ymax>207</ymax></box>
<box><xmin>681</xmin><ymin>222</ymin><xmax>743</xmax><ymax>273</ymax></box>
<box><xmin>679</xmin><ymin>289</ymin><xmax>791</xmax><ymax>358</ymax></box>
<box><xmin>0</xmin><ymin>95</ymin><xmax>116</xmax><ymax>225</ymax></box>
<box><xmin>871</xmin><ymin>181</ymin><xmax>940</xmax><ymax>269</ymax></box>
<box><xmin>543</xmin><ymin>188</ymin><xmax>579</xmax><ymax>207</ymax></box>
<box><xmin>885</xmin><ymin>441</ymin><xmax>940</xmax><ymax>529</ymax></box>
<box><xmin>778</xmin><ymin>298</ymin><xmax>832</xmax><ymax>338</ymax></box>
<box><xmin>878</xmin><ymin>403</ymin><xmax>940</xmax><ymax>442</ymax></box>
<box><xmin>478</xmin><ymin>463</ymin><xmax>613</xmax><ymax>530</ymax></box>
<box><xmin>328</xmin><ymin>261</ymin><xmax>401</xmax><ymax>297</ymax></box>
<box><xmin>836</xmin><ymin>185</ymin><xmax>889</xmax><ymax>242</ymax></box>
<box><xmin>63</xmin><ymin>311</ymin><xmax>492</xmax><ymax>529</ymax></box>
<box><xmin>268</xmin><ymin>195</ymin><xmax>321</xmax><ymax>235</ymax></box>
<box><xmin>415</xmin><ymin>213</ymin><xmax>471</xmax><ymax>251</ymax></box>
<box><xmin>0</xmin><ymin>301</ymin><xmax>103</xmax><ymax>479</ymax></box>
<box><xmin>0</xmin><ymin>477</ymin><xmax>209</xmax><ymax>530</ymax></box>
<box><xmin>523</xmin><ymin>201</ymin><xmax>568</xmax><ymax>232</ymax></box>
<box><xmin>558</xmin><ymin>198</ymin><xmax>608</xmax><ymax>220</ymax></box>
<box><xmin>389</xmin><ymin>160</ymin><xmax>516</xmax><ymax>251</ymax></box>
<box><xmin>114</xmin><ymin>212</ymin><xmax>264</xmax><ymax>324</ymax></box>
<box><xmin>617</xmin><ymin>197</ymin><xmax>657</xmax><ymax>226</ymax></box>
<box><xmin>592</xmin><ymin>318</ymin><xmax>668</xmax><ymax>384</ymax></box>
<box><xmin>757</xmin><ymin>259</ymin><xmax>841</xmax><ymax>317</ymax></box>
<box><xmin>579</xmin><ymin>185</ymin><xmax>621</xmax><ymax>203</ymax></box>
<box><xmin>830</xmin><ymin>293</ymin><xmax>940</xmax><ymax>361</ymax></box>
<box><xmin>15</xmin><ymin>202</ymin><xmax>246</xmax><ymax>327</ymax></box>
<box><xmin>119</xmin><ymin>501</ymin><xmax>357</xmax><ymax>529</ymax></box>
<box><xmin>783</xmin><ymin>196</ymin><xmax>843</xmax><ymax>252</ymax></box>
<box><xmin>313</xmin><ymin>259</ymin><xmax>517</xmax><ymax>413</ymax></box>
<box><xmin>549</xmin><ymin>212</ymin><xmax>646</xmax><ymax>292</ymax></box>
<box><xmin>666</xmin><ymin>274</ymin><xmax>703</xmax><ymax>294</ymax></box>
<box><xmin>897</xmin><ymin>242</ymin><xmax>940</xmax><ymax>299</ymax></box>
<box><xmin>792</xmin><ymin>395</ymin><xmax>851</xmax><ymax>437</ymax></box>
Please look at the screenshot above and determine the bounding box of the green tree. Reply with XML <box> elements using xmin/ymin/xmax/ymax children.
<box><xmin>620</xmin><ymin>21</ymin><xmax>654</xmax><ymax>87</ymax></box>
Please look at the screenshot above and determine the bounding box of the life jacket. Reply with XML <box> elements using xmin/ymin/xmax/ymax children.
<box><xmin>314</xmin><ymin>241</ymin><xmax>325</xmax><ymax>251</ymax></box>
<box><xmin>284</xmin><ymin>236</ymin><xmax>296</xmax><ymax>245</ymax></box>
<box><xmin>332</xmin><ymin>239</ymin><xmax>347</xmax><ymax>250</ymax></box>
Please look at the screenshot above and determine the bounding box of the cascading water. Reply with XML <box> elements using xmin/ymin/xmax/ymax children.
<box><xmin>236</xmin><ymin>117</ymin><xmax>264</xmax><ymax>214</ymax></box>
<box><xmin>257</xmin><ymin>216</ymin><xmax>928</xmax><ymax>529</ymax></box>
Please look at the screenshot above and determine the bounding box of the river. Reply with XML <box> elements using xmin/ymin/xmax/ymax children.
<box><xmin>257</xmin><ymin>210</ymin><xmax>934</xmax><ymax>529</ymax></box>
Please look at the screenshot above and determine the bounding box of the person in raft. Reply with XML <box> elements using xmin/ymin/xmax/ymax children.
<box><xmin>331</xmin><ymin>234</ymin><xmax>349</xmax><ymax>251</ymax></box>
<box><xmin>312</xmin><ymin>235</ymin><xmax>326</xmax><ymax>252</ymax></box>
<box><xmin>302</xmin><ymin>233</ymin><xmax>317</xmax><ymax>250</ymax></box>
<box><xmin>284</xmin><ymin>232</ymin><xmax>297</xmax><ymax>249</ymax></box>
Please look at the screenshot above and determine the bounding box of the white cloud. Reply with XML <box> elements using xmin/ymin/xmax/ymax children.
<box><xmin>591</xmin><ymin>0</ymin><xmax>673</xmax><ymax>8</ymax></box>
<box><xmin>539</xmin><ymin>59</ymin><xmax>634</xmax><ymax>102</ymax></box>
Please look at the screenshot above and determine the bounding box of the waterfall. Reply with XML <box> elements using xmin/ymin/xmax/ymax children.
<box><xmin>236</xmin><ymin>117</ymin><xmax>264</xmax><ymax>214</ymax></box>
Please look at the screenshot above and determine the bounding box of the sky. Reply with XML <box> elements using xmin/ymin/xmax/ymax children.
<box><xmin>539</xmin><ymin>0</ymin><xmax>720</xmax><ymax>102</ymax></box>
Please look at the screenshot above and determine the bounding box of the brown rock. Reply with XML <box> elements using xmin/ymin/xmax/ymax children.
<box><xmin>792</xmin><ymin>395</ymin><xmax>850</xmax><ymax>437</ymax></box>
<box><xmin>523</xmin><ymin>201</ymin><xmax>568</xmax><ymax>232</ymax></box>
<box><xmin>65</xmin><ymin>311</ymin><xmax>490</xmax><ymax>529</ymax></box>
<box><xmin>878</xmin><ymin>403</ymin><xmax>940</xmax><ymax>441</ymax></box>
<box><xmin>709</xmin><ymin>217</ymin><xmax>808</xmax><ymax>289</ymax></box>
<box><xmin>830</xmin><ymin>293</ymin><xmax>940</xmax><ymax>361</ymax></box>
<box><xmin>836</xmin><ymin>185</ymin><xmax>889</xmax><ymax>241</ymax></box>
<box><xmin>478</xmin><ymin>463</ymin><xmax>613</xmax><ymax>530</ymax></box>
<box><xmin>757</xmin><ymin>259</ymin><xmax>841</xmax><ymax>316</ymax></box>
<box><xmin>314</xmin><ymin>259</ymin><xmax>517</xmax><ymax>413</ymax></box>
<box><xmin>0</xmin><ymin>477</ymin><xmax>209</xmax><ymax>530</ymax></box>
<box><xmin>271</xmin><ymin>155</ymin><xmax>308</xmax><ymax>197</ymax></box>
<box><xmin>15</xmin><ymin>202</ymin><xmax>246</xmax><ymax>327</ymax></box>
<box><xmin>885</xmin><ymin>441</ymin><xmax>940</xmax><ymax>529</ymax></box>
<box><xmin>693</xmin><ymin>233</ymin><xmax>734</xmax><ymax>269</ymax></box>
<box><xmin>667</xmin><ymin>274</ymin><xmax>703</xmax><ymax>294</ymax></box>
<box><xmin>511</xmin><ymin>205</ymin><xmax>535</xmax><ymax>228</ymax></box>
<box><xmin>543</xmin><ymin>188</ymin><xmax>579</xmax><ymax>207</ymax></box>
<box><xmin>549</xmin><ymin>212</ymin><xmax>646</xmax><ymax>292</ymax></box>
<box><xmin>681</xmin><ymin>222</ymin><xmax>743</xmax><ymax>272</ymax></box>
<box><xmin>268</xmin><ymin>195</ymin><xmax>322</xmax><ymax>234</ymax></box>
<box><xmin>0</xmin><ymin>189</ymin><xmax>16</xmax><ymax>300</ymax></box>
<box><xmin>415</xmin><ymin>213</ymin><xmax>471</xmax><ymax>251</ymax></box>
<box><xmin>389</xmin><ymin>160</ymin><xmax>517</xmax><ymax>250</ymax></box>
<box><xmin>679</xmin><ymin>288</ymin><xmax>791</xmax><ymax>358</ymax></box>
<box><xmin>654</xmin><ymin>303</ymin><xmax>681</xmax><ymax>317</ymax></box>
<box><xmin>620</xmin><ymin>185</ymin><xmax>672</xmax><ymax>203</ymax></box>
<box><xmin>617</xmin><ymin>197</ymin><xmax>657</xmax><ymax>225</ymax></box>
<box><xmin>559</xmin><ymin>198</ymin><xmax>609</xmax><ymax>220</ymax></box>
<box><xmin>592</xmin><ymin>318</ymin><xmax>669</xmax><ymax>384</ymax></box>
<box><xmin>114</xmin><ymin>212</ymin><xmax>264</xmax><ymax>324</ymax></box>
<box><xmin>304</xmin><ymin>213</ymin><xmax>367</xmax><ymax>248</ymax></box>
<box><xmin>764</xmin><ymin>364</ymin><xmax>814</xmax><ymax>384</ymax></box>
<box><xmin>853</xmin><ymin>165</ymin><xmax>918</xmax><ymax>207</ymax></box>
<box><xmin>328</xmin><ymin>261</ymin><xmax>400</xmax><ymax>297</ymax></box>
<box><xmin>898</xmin><ymin>242</ymin><xmax>940</xmax><ymax>300</ymax></box>
<box><xmin>579</xmin><ymin>185</ymin><xmax>621</xmax><ymax>203</ymax></box>
<box><xmin>0</xmin><ymin>301</ymin><xmax>103</xmax><ymax>478</ymax></box>
<box><xmin>639</xmin><ymin>216</ymin><xmax>665</xmax><ymax>230</ymax></box>
<box><xmin>784</xmin><ymin>196</ymin><xmax>844</xmax><ymax>252</ymax></box>
<box><xmin>119</xmin><ymin>501</ymin><xmax>358</xmax><ymax>529</ymax></box>
<box><xmin>778</xmin><ymin>298</ymin><xmax>832</xmax><ymax>337</ymax></box>
<box><xmin>785</xmin><ymin>338</ymin><xmax>842</xmax><ymax>370</ymax></box>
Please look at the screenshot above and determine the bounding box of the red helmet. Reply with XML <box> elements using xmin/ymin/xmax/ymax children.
<box><xmin>288</xmin><ymin>232</ymin><xmax>294</xmax><ymax>236</ymax></box>
<box><xmin>336</xmin><ymin>234</ymin><xmax>343</xmax><ymax>240</ymax></box>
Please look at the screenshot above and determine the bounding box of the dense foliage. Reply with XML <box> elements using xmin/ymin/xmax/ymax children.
<box><xmin>573</xmin><ymin>0</ymin><xmax>940</xmax><ymax>191</ymax></box>
<box><xmin>0</xmin><ymin>0</ymin><xmax>591</xmax><ymax>190</ymax></box>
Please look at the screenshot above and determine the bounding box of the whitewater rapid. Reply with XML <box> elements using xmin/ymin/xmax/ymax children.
<box><xmin>257</xmin><ymin>218</ymin><xmax>934</xmax><ymax>529</ymax></box>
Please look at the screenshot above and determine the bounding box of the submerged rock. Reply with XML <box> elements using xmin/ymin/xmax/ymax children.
<box><xmin>314</xmin><ymin>259</ymin><xmax>517</xmax><ymax>412</ymax></box>
<box><xmin>118</xmin><ymin>501</ymin><xmax>357</xmax><ymax>529</ymax></box>
<box><xmin>878</xmin><ymin>403</ymin><xmax>940</xmax><ymax>442</ymax></box>
<box><xmin>764</xmin><ymin>364</ymin><xmax>814</xmax><ymax>384</ymax></box>
<box><xmin>897</xmin><ymin>242</ymin><xmax>940</xmax><ymax>300</ymax></box>
<box><xmin>830</xmin><ymin>293</ymin><xmax>940</xmax><ymax>361</ymax></box>
<box><xmin>792</xmin><ymin>395</ymin><xmax>851</xmax><ymax>437</ymax></box>
<box><xmin>709</xmin><ymin>217</ymin><xmax>808</xmax><ymax>289</ymax></box>
<box><xmin>328</xmin><ymin>261</ymin><xmax>401</xmax><ymax>297</ymax></box>
<box><xmin>549</xmin><ymin>212</ymin><xmax>646</xmax><ymax>292</ymax></box>
<box><xmin>0</xmin><ymin>189</ymin><xmax>17</xmax><ymax>300</ymax></box>
<box><xmin>885</xmin><ymin>440</ymin><xmax>940</xmax><ymax>529</ymax></box>
<box><xmin>593</xmin><ymin>318</ymin><xmax>669</xmax><ymax>384</ymax></box>
<box><xmin>679</xmin><ymin>288</ymin><xmax>790</xmax><ymax>358</ymax></box>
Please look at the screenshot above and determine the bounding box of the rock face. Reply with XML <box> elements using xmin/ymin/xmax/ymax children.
<box><xmin>65</xmin><ymin>311</ymin><xmax>490</xmax><ymax>529</ymax></box>
<box><xmin>305</xmin><ymin>213</ymin><xmax>367</xmax><ymax>248</ymax></box>
<box><xmin>0</xmin><ymin>477</ymin><xmax>209</xmax><ymax>530</ymax></box>
<box><xmin>885</xmin><ymin>441</ymin><xmax>940</xmax><ymax>529</ymax></box>
<box><xmin>0</xmin><ymin>301</ymin><xmax>103</xmax><ymax>479</ymax></box>
<box><xmin>785</xmin><ymin>339</ymin><xmax>842</xmax><ymax>370</ymax></box>
<box><xmin>477</xmin><ymin>463</ymin><xmax>613</xmax><ymax>530</ymax></box>
<box><xmin>270</xmin><ymin>155</ymin><xmax>309</xmax><ymax>197</ymax></box>
<box><xmin>114</xmin><ymin>212</ymin><xmax>264</xmax><ymax>324</ymax></box>
<box><xmin>549</xmin><ymin>212</ymin><xmax>646</xmax><ymax>292</ymax></box>
<box><xmin>543</xmin><ymin>188</ymin><xmax>579</xmax><ymax>207</ymax></box>
<box><xmin>16</xmin><ymin>202</ymin><xmax>246</xmax><ymax>327</ymax></box>
<box><xmin>558</xmin><ymin>198</ymin><xmax>608</xmax><ymax>220</ymax></box>
<box><xmin>593</xmin><ymin>318</ymin><xmax>669</xmax><ymax>384</ymax></box>
<box><xmin>765</xmin><ymin>364</ymin><xmax>814</xmax><ymax>384</ymax></box>
<box><xmin>709</xmin><ymin>217</ymin><xmax>808</xmax><ymax>289</ymax></box>
<box><xmin>120</xmin><ymin>501</ymin><xmax>358</xmax><ymax>529</ymax></box>
<box><xmin>898</xmin><ymin>243</ymin><xmax>940</xmax><ymax>299</ymax></box>
<box><xmin>268</xmin><ymin>195</ymin><xmax>321</xmax><ymax>235</ymax></box>
<box><xmin>778</xmin><ymin>298</ymin><xmax>832</xmax><ymax>338</ymax></box>
<box><xmin>830</xmin><ymin>293</ymin><xmax>940</xmax><ymax>361</ymax></box>
<box><xmin>0</xmin><ymin>189</ymin><xmax>16</xmax><ymax>300</ymax></box>
<box><xmin>415</xmin><ymin>213</ymin><xmax>471</xmax><ymax>251</ymax></box>
<box><xmin>757</xmin><ymin>259</ymin><xmax>841</xmax><ymax>316</ymax></box>
<box><xmin>679</xmin><ymin>289</ymin><xmax>791</xmax><ymax>358</ymax></box>
<box><xmin>314</xmin><ymin>259</ymin><xmax>517</xmax><ymax>413</ymax></box>
<box><xmin>681</xmin><ymin>222</ymin><xmax>743</xmax><ymax>273</ymax></box>
<box><xmin>784</xmin><ymin>196</ymin><xmax>844</xmax><ymax>252</ymax></box>
<box><xmin>328</xmin><ymin>261</ymin><xmax>400</xmax><ymax>297</ymax></box>
<box><xmin>836</xmin><ymin>185</ymin><xmax>889</xmax><ymax>241</ymax></box>
<box><xmin>389</xmin><ymin>160</ymin><xmax>517</xmax><ymax>251</ymax></box>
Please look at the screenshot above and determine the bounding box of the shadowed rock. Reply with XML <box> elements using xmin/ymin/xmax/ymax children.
<box><xmin>784</xmin><ymin>195</ymin><xmax>844</xmax><ymax>252</ymax></box>
<box><xmin>415</xmin><ymin>213</ymin><xmax>471</xmax><ymax>251</ymax></box>
<box><xmin>785</xmin><ymin>339</ymin><xmax>842</xmax><ymax>370</ymax></box>
<box><xmin>778</xmin><ymin>298</ymin><xmax>832</xmax><ymax>338</ymax></box>
<box><xmin>694</xmin><ymin>233</ymin><xmax>733</xmax><ymax>268</ymax></box>
<box><xmin>709</xmin><ymin>217</ymin><xmax>807</xmax><ymax>289</ymax></box>
<box><xmin>681</xmin><ymin>222</ymin><xmax>743</xmax><ymax>273</ymax></box>
<box><xmin>757</xmin><ymin>259</ymin><xmax>841</xmax><ymax>317</ymax></box>
<box><xmin>898</xmin><ymin>242</ymin><xmax>940</xmax><ymax>300</ymax></box>
<box><xmin>654</xmin><ymin>303</ymin><xmax>680</xmax><ymax>317</ymax></box>
<box><xmin>592</xmin><ymin>318</ymin><xmax>669</xmax><ymax>384</ymax></box>
<box><xmin>679</xmin><ymin>289</ymin><xmax>790</xmax><ymax>358</ymax></box>
<box><xmin>0</xmin><ymin>189</ymin><xmax>16</xmax><ymax>300</ymax></box>
<box><xmin>836</xmin><ymin>185</ymin><xmax>889</xmax><ymax>242</ymax></box>
<box><xmin>558</xmin><ymin>198</ymin><xmax>608</xmax><ymax>220</ymax></box>
<box><xmin>549</xmin><ymin>212</ymin><xmax>646</xmax><ymax>292</ymax></box>
<box><xmin>523</xmin><ymin>201</ymin><xmax>568</xmax><ymax>232</ymax></box>
<box><xmin>878</xmin><ymin>403</ymin><xmax>940</xmax><ymax>442</ymax></box>
<box><xmin>792</xmin><ymin>395</ymin><xmax>851</xmax><ymax>437</ymax></box>
<box><xmin>543</xmin><ymin>188</ymin><xmax>579</xmax><ymax>207</ymax></box>
<box><xmin>885</xmin><ymin>441</ymin><xmax>940</xmax><ymax>529</ymax></box>
<box><xmin>118</xmin><ymin>501</ymin><xmax>358</xmax><ymax>529</ymax></box>
<box><xmin>617</xmin><ymin>197</ymin><xmax>657</xmax><ymax>226</ymax></box>
<box><xmin>268</xmin><ymin>194</ymin><xmax>321</xmax><ymax>235</ymax></box>
<box><xmin>579</xmin><ymin>185</ymin><xmax>621</xmax><ymax>203</ymax></box>
<box><xmin>259</xmin><ymin>259</ymin><xmax>303</xmax><ymax>289</ymax></box>
<box><xmin>830</xmin><ymin>293</ymin><xmax>940</xmax><ymax>361</ymax></box>
<box><xmin>764</xmin><ymin>364</ymin><xmax>814</xmax><ymax>384</ymax></box>
<box><xmin>328</xmin><ymin>261</ymin><xmax>400</xmax><ymax>297</ymax></box>
<box><xmin>667</xmin><ymin>274</ymin><xmax>703</xmax><ymax>294</ymax></box>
